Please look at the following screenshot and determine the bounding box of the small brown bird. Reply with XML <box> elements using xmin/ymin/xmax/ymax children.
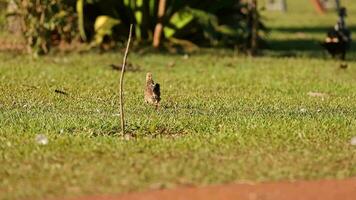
<box><xmin>144</xmin><ymin>72</ymin><xmax>161</xmax><ymax>108</ymax></box>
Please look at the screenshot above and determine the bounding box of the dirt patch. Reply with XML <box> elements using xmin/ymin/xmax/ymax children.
<box><xmin>0</xmin><ymin>38</ymin><xmax>26</xmax><ymax>52</ymax></box>
<box><xmin>70</xmin><ymin>178</ymin><xmax>356</xmax><ymax>200</ymax></box>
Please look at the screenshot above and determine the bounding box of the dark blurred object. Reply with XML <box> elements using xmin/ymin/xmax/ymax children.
<box><xmin>249</xmin><ymin>0</ymin><xmax>259</xmax><ymax>56</ymax></box>
<box><xmin>54</xmin><ymin>89</ymin><xmax>68</xmax><ymax>95</ymax></box>
<box><xmin>246</xmin><ymin>0</ymin><xmax>268</xmax><ymax>55</ymax></box>
<box><xmin>321</xmin><ymin>7</ymin><xmax>351</xmax><ymax>60</ymax></box>
<box><xmin>339</xmin><ymin>63</ymin><xmax>348</xmax><ymax>69</ymax></box>
<box><xmin>109</xmin><ymin>62</ymin><xmax>141</xmax><ymax>72</ymax></box>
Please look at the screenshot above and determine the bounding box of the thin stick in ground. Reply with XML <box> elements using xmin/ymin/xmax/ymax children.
<box><xmin>119</xmin><ymin>24</ymin><xmax>133</xmax><ymax>135</ymax></box>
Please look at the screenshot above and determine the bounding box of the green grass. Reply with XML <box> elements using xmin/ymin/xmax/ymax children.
<box><xmin>1</xmin><ymin>0</ymin><xmax>356</xmax><ymax>199</ymax></box>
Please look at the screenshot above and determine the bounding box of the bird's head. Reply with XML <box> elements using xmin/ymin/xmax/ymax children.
<box><xmin>339</xmin><ymin>7</ymin><xmax>347</xmax><ymax>18</ymax></box>
<box><xmin>146</xmin><ymin>72</ymin><xmax>153</xmax><ymax>84</ymax></box>
<box><xmin>146</xmin><ymin>72</ymin><xmax>152</xmax><ymax>80</ymax></box>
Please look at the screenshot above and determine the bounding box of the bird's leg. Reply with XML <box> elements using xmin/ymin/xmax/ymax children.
<box><xmin>341</xmin><ymin>51</ymin><xmax>346</xmax><ymax>60</ymax></box>
<box><xmin>155</xmin><ymin>103</ymin><xmax>160</xmax><ymax>110</ymax></box>
<box><xmin>340</xmin><ymin>51</ymin><xmax>348</xmax><ymax>69</ymax></box>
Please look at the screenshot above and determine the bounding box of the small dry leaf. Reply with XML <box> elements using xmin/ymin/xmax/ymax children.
<box><xmin>307</xmin><ymin>92</ymin><xmax>328</xmax><ymax>98</ymax></box>
<box><xmin>167</xmin><ymin>61</ymin><xmax>176</xmax><ymax>68</ymax></box>
<box><xmin>296</xmin><ymin>32</ymin><xmax>308</xmax><ymax>39</ymax></box>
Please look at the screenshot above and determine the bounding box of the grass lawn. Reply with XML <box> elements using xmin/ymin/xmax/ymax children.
<box><xmin>1</xmin><ymin>0</ymin><xmax>356</xmax><ymax>199</ymax></box>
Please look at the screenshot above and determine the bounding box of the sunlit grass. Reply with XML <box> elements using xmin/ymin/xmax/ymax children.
<box><xmin>1</xmin><ymin>50</ymin><xmax>355</xmax><ymax>199</ymax></box>
<box><xmin>0</xmin><ymin>0</ymin><xmax>356</xmax><ymax>199</ymax></box>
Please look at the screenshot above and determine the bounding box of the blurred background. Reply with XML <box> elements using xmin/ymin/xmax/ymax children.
<box><xmin>0</xmin><ymin>0</ymin><xmax>354</xmax><ymax>57</ymax></box>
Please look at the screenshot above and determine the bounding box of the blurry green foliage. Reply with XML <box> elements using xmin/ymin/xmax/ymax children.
<box><xmin>15</xmin><ymin>0</ymin><xmax>77</xmax><ymax>55</ymax></box>
<box><xmin>77</xmin><ymin>0</ymin><xmax>266</xmax><ymax>48</ymax></box>
<box><xmin>93</xmin><ymin>15</ymin><xmax>120</xmax><ymax>45</ymax></box>
<box><xmin>11</xmin><ymin>0</ymin><xmax>266</xmax><ymax>54</ymax></box>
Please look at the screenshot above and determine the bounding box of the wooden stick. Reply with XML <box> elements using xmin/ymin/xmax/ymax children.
<box><xmin>119</xmin><ymin>24</ymin><xmax>133</xmax><ymax>135</ymax></box>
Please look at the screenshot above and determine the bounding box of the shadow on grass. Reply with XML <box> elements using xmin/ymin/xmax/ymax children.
<box><xmin>268</xmin><ymin>39</ymin><xmax>322</xmax><ymax>51</ymax></box>
<box><xmin>62</xmin><ymin>124</ymin><xmax>187</xmax><ymax>139</ymax></box>
<box><xmin>266</xmin><ymin>25</ymin><xmax>356</xmax><ymax>60</ymax></box>
<box><xmin>274</xmin><ymin>25</ymin><xmax>356</xmax><ymax>34</ymax></box>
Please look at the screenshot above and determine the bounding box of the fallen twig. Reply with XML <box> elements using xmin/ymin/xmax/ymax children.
<box><xmin>54</xmin><ymin>89</ymin><xmax>68</xmax><ymax>96</ymax></box>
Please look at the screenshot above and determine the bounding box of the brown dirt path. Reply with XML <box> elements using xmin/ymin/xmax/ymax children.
<box><xmin>71</xmin><ymin>178</ymin><xmax>356</xmax><ymax>200</ymax></box>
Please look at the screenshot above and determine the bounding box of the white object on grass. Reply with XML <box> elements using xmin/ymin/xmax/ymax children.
<box><xmin>35</xmin><ymin>134</ymin><xmax>48</xmax><ymax>145</ymax></box>
<box><xmin>300</xmin><ymin>108</ymin><xmax>307</xmax><ymax>113</ymax></box>
<box><xmin>350</xmin><ymin>136</ymin><xmax>356</xmax><ymax>146</ymax></box>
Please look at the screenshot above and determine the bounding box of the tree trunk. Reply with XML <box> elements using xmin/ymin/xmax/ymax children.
<box><xmin>153</xmin><ymin>0</ymin><xmax>166</xmax><ymax>48</ymax></box>
<box><xmin>310</xmin><ymin>0</ymin><xmax>326</xmax><ymax>14</ymax></box>
<box><xmin>6</xmin><ymin>0</ymin><xmax>22</xmax><ymax>36</ymax></box>
<box><xmin>250</xmin><ymin>0</ymin><xmax>259</xmax><ymax>56</ymax></box>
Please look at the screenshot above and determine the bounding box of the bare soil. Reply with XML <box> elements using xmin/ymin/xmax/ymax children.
<box><xmin>0</xmin><ymin>38</ymin><xmax>26</xmax><ymax>52</ymax></box>
<box><xmin>70</xmin><ymin>178</ymin><xmax>356</xmax><ymax>200</ymax></box>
